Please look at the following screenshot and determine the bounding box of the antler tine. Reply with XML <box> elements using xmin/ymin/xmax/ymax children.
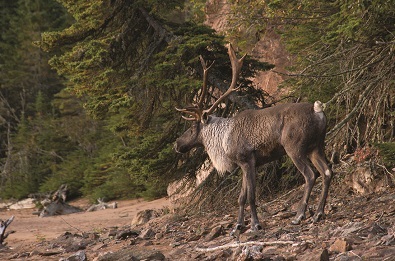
<box><xmin>197</xmin><ymin>55</ymin><xmax>215</xmax><ymax>109</ymax></box>
<box><xmin>175</xmin><ymin>106</ymin><xmax>202</xmax><ymax>122</ymax></box>
<box><xmin>181</xmin><ymin>115</ymin><xmax>198</xmax><ymax>121</ymax></box>
<box><xmin>203</xmin><ymin>43</ymin><xmax>246</xmax><ymax>116</ymax></box>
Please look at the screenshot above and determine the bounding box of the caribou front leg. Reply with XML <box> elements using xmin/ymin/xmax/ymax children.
<box><xmin>246</xmin><ymin>164</ymin><xmax>261</xmax><ymax>231</ymax></box>
<box><xmin>230</xmin><ymin>159</ymin><xmax>261</xmax><ymax>237</ymax></box>
<box><xmin>230</xmin><ymin>175</ymin><xmax>247</xmax><ymax>237</ymax></box>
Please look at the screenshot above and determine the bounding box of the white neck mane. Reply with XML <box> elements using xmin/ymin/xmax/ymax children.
<box><xmin>201</xmin><ymin>117</ymin><xmax>235</xmax><ymax>173</ymax></box>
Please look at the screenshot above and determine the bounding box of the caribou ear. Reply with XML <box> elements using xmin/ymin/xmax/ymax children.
<box><xmin>201</xmin><ymin>112</ymin><xmax>210</xmax><ymax>124</ymax></box>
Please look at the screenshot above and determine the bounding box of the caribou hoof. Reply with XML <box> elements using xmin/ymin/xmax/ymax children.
<box><xmin>291</xmin><ymin>214</ymin><xmax>304</xmax><ymax>225</ymax></box>
<box><xmin>252</xmin><ymin>224</ymin><xmax>262</xmax><ymax>231</ymax></box>
<box><xmin>291</xmin><ymin>219</ymin><xmax>301</xmax><ymax>225</ymax></box>
<box><xmin>313</xmin><ymin>212</ymin><xmax>324</xmax><ymax>223</ymax></box>
<box><xmin>245</xmin><ymin>223</ymin><xmax>263</xmax><ymax>234</ymax></box>
<box><xmin>230</xmin><ymin>224</ymin><xmax>243</xmax><ymax>238</ymax></box>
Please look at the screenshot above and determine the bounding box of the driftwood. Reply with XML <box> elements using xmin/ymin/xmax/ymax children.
<box><xmin>39</xmin><ymin>201</ymin><xmax>82</xmax><ymax>217</ymax></box>
<box><xmin>195</xmin><ymin>240</ymin><xmax>296</xmax><ymax>252</ymax></box>
<box><xmin>86</xmin><ymin>198</ymin><xmax>117</xmax><ymax>212</ymax></box>
<box><xmin>38</xmin><ymin>184</ymin><xmax>82</xmax><ymax>217</ymax></box>
<box><xmin>0</xmin><ymin>216</ymin><xmax>14</xmax><ymax>245</ymax></box>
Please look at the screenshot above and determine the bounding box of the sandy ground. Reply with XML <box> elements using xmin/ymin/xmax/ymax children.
<box><xmin>1</xmin><ymin>197</ymin><xmax>170</xmax><ymax>249</ymax></box>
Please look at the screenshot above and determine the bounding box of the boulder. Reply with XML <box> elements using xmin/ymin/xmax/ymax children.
<box><xmin>131</xmin><ymin>209</ymin><xmax>158</xmax><ymax>226</ymax></box>
<box><xmin>9</xmin><ymin>198</ymin><xmax>36</xmax><ymax>210</ymax></box>
<box><xmin>329</xmin><ymin>238</ymin><xmax>352</xmax><ymax>253</ymax></box>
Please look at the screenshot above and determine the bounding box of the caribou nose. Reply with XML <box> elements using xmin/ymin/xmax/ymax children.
<box><xmin>174</xmin><ymin>141</ymin><xmax>188</xmax><ymax>154</ymax></box>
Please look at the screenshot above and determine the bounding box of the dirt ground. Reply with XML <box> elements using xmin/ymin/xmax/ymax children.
<box><xmin>0</xmin><ymin>198</ymin><xmax>170</xmax><ymax>255</ymax></box>
<box><xmin>1</xmin><ymin>182</ymin><xmax>395</xmax><ymax>260</ymax></box>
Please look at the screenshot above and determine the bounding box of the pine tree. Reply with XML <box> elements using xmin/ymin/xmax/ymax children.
<box><xmin>39</xmin><ymin>0</ymin><xmax>273</xmax><ymax>199</ymax></box>
<box><xmin>0</xmin><ymin>0</ymin><xmax>73</xmax><ymax>198</ymax></box>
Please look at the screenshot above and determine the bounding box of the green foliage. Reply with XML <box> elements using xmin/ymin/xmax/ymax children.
<box><xmin>375</xmin><ymin>143</ymin><xmax>395</xmax><ymax>167</ymax></box>
<box><xmin>0</xmin><ymin>0</ymin><xmax>276</xmax><ymax>201</ymax></box>
<box><xmin>38</xmin><ymin>0</ymin><xmax>273</xmax><ymax>201</ymax></box>
<box><xmin>228</xmin><ymin>0</ymin><xmax>395</xmax><ymax>156</ymax></box>
<box><xmin>0</xmin><ymin>1</ymin><xmax>71</xmax><ymax>200</ymax></box>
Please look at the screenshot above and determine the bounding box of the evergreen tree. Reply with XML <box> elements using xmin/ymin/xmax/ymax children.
<box><xmin>0</xmin><ymin>0</ymin><xmax>73</xmax><ymax>198</ymax></box>
<box><xmin>39</xmin><ymin>0</ymin><xmax>273</xmax><ymax>199</ymax></box>
<box><xmin>227</xmin><ymin>0</ymin><xmax>395</xmax><ymax>157</ymax></box>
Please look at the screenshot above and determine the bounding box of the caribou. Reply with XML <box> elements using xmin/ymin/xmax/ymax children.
<box><xmin>174</xmin><ymin>43</ymin><xmax>333</xmax><ymax>235</ymax></box>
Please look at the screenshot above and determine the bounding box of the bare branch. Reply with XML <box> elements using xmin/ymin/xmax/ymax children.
<box><xmin>327</xmin><ymin>81</ymin><xmax>377</xmax><ymax>137</ymax></box>
<box><xmin>196</xmin><ymin>240</ymin><xmax>296</xmax><ymax>252</ymax></box>
<box><xmin>0</xmin><ymin>216</ymin><xmax>15</xmax><ymax>245</ymax></box>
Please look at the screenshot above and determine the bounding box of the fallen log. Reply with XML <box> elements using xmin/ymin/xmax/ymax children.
<box><xmin>86</xmin><ymin>198</ymin><xmax>117</xmax><ymax>212</ymax></box>
<box><xmin>39</xmin><ymin>201</ymin><xmax>82</xmax><ymax>217</ymax></box>
<box><xmin>37</xmin><ymin>184</ymin><xmax>82</xmax><ymax>217</ymax></box>
<box><xmin>0</xmin><ymin>216</ymin><xmax>14</xmax><ymax>245</ymax></box>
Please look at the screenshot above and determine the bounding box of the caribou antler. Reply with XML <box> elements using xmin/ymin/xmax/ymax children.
<box><xmin>176</xmin><ymin>106</ymin><xmax>202</xmax><ymax>121</ymax></box>
<box><xmin>177</xmin><ymin>43</ymin><xmax>246</xmax><ymax>122</ymax></box>
<box><xmin>197</xmin><ymin>55</ymin><xmax>215</xmax><ymax>109</ymax></box>
<box><xmin>203</xmin><ymin>43</ymin><xmax>246</xmax><ymax>116</ymax></box>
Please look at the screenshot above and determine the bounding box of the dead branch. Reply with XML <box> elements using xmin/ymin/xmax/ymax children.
<box><xmin>195</xmin><ymin>240</ymin><xmax>295</xmax><ymax>252</ymax></box>
<box><xmin>327</xmin><ymin>80</ymin><xmax>377</xmax><ymax>137</ymax></box>
<box><xmin>86</xmin><ymin>198</ymin><xmax>118</xmax><ymax>212</ymax></box>
<box><xmin>0</xmin><ymin>216</ymin><xmax>15</xmax><ymax>245</ymax></box>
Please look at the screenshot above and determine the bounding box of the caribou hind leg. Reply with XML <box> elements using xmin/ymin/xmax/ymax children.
<box><xmin>309</xmin><ymin>148</ymin><xmax>333</xmax><ymax>222</ymax></box>
<box><xmin>287</xmin><ymin>152</ymin><xmax>317</xmax><ymax>225</ymax></box>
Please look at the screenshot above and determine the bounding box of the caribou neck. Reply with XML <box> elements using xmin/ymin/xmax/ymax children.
<box><xmin>200</xmin><ymin>116</ymin><xmax>236</xmax><ymax>173</ymax></box>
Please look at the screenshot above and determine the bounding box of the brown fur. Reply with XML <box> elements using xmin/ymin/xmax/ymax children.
<box><xmin>175</xmin><ymin>102</ymin><xmax>333</xmax><ymax>233</ymax></box>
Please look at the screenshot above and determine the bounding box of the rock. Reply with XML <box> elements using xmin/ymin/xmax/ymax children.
<box><xmin>359</xmin><ymin>245</ymin><xmax>395</xmax><ymax>260</ymax></box>
<box><xmin>115</xmin><ymin>229</ymin><xmax>140</xmax><ymax>240</ymax></box>
<box><xmin>107</xmin><ymin>229</ymin><xmax>118</xmax><ymax>237</ymax></box>
<box><xmin>138</xmin><ymin>228</ymin><xmax>155</xmax><ymax>239</ymax></box>
<box><xmin>332</xmin><ymin>222</ymin><xmax>365</xmax><ymax>237</ymax></box>
<box><xmin>92</xmin><ymin>243</ymin><xmax>107</xmax><ymax>251</ymax></box>
<box><xmin>329</xmin><ymin>238</ymin><xmax>352</xmax><ymax>253</ymax></box>
<box><xmin>347</xmin><ymin>165</ymin><xmax>387</xmax><ymax>195</ymax></box>
<box><xmin>8</xmin><ymin>198</ymin><xmax>36</xmax><ymax>210</ymax></box>
<box><xmin>167</xmin><ymin>159</ymin><xmax>213</xmax><ymax>205</ymax></box>
<box><xmin>64</xmin><ymin>241</ymin><xmax>87</xmax><ymax>253</ymax></box>
<box><xmin>142</xmin><ymin>240</ymin><xmax>152</xmax><ymax>246</ymax></box>
<box><xmin>170</xmin><ymin>241</ymin><xmax>182</xmax><ymax>247</ymax></box>
<box><xmin>60</xmin><ymin>250</ymin><xmax>87</xmax><ymax>261</ymax></box>
<box><xmin>155</xmin><ymin>232</ymin><xmax>164</xmax><ymax>240</ymax></box>
<box><xmin>291</xmin><ymin>241</ymin><xmax>309</xmax><ymax>254</ymax></box>
<box><xmin>131</xmin><ymin>209</ymin><xmax>158</xmax><ymax>226</ymax></box>
<box><xmin>205</xmin><ymin>225</ymin><xmax>223</xmax><ymax>241</ymax></box>
<box><xmin>187</xmin><ymin>234</ymin><xmax>201</xmax><ymax>242</ymax></box>
<box><xmin>0</xmin><ymin>201</ymin><xmax>14</xmax><ymax>209</ymax></box>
